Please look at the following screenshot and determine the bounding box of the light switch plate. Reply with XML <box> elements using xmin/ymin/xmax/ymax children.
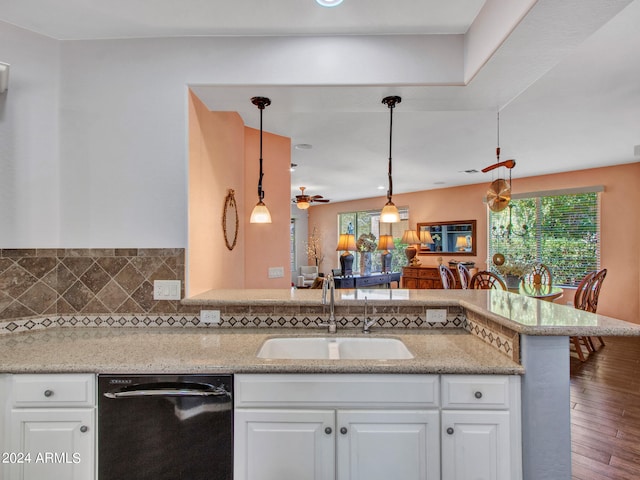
<box><xmin>268</xmin><ymin>266</ymin><xmax>284</xmax><ymax>278</ymax></box>
<box><xmin>153</xmin><ymin>280</ymin><xmax>181</xmax><ymax>300</ymax></box>
<box><xmin>426</xmin><ymin>308</ymin><xmax>447</xmax><ymax>323</ymax></box>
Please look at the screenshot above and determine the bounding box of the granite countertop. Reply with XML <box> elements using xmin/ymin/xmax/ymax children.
<box><xmin>185</xmin><ymin>288</ymin><xmax>640</xmax><ymax>336</ymax></box>
<box><xmin>0</xmin><ymin>327</ymin><xmax>523</xmax><ymax>375</ymax></box>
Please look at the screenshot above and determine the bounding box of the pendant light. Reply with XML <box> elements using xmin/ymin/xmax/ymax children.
<box><xmin>380</xmin><ymin>96</ymin><xmax>401</xmax><ymax>223</ymax></box>
<box><xmin>249</xmin><ymin>96</ymin><xmax>272</xmax><ymax>224</ymax></box>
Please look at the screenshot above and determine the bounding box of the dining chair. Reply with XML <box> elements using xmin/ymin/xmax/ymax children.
<box><xmin>456</xmin><ymin>263</ymin><xmax>471</xmax><ymax>289</ymax></box>
<box><xmin>469</xmin><ymin>271</ymin><xmax>507</xmax><ymax>290</ymax></box>
<box><xmin>570</xmin><ymin>269</ymin><xmax>607</xmax><ymax>361</ymax></box>
<box><xmin>438</xmin><ymin>264</ymin><xmax>457</xmax><ymax>289</ymax></box>
<box><xmin>523</xmin><ymin>263</ymin><xmax>552</xmax><ymax>288</ymax></box>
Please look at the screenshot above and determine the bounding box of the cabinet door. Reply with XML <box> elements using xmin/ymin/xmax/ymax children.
<box><xmin>235</xmin><ymin>409</ymin><xmax>335</xmax><ymax>480</ymax></box>
<box><xmin>9</xmin><ymin>408</ymin><xmax>94</xmax><ymax>480</ymax></box>
<box><xmin>441</xmin><ymin>410</ymin><xmax>511</xmax><ymax>480</ymax></box>
<box><xmin>336</xmin><ymin>410</ymin><xmax>440</xmax><ymax>480</ymax></box>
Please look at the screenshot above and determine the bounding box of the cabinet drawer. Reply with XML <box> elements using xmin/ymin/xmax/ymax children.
<box><xmin>12</xmin><ymin>374</ymin><xmax>95</xmax><ymax>407</ymax></box>
<box><xmin>418</xmin><ymin>269</ymin><xmax>439</xmax><ymax>279</ymax></box>
<box><xmin>235</xmin><ymin>374</ymin><xmax>439</xmax><ymax>408</ymax></box>
<box><xmin>441</xmin><ymin>375</ymin><xmax>512</xmax><ymax>409</ymax></box>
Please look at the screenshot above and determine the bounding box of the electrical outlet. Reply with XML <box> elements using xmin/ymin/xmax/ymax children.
<box><xmin>268</xmin><ymin>267</ymin><xmax>284</xmax><ymax>278</ymax></box>
<box><xmin>426</xmin><ymin>308</ymin><xmax>447</xmax><ymax>323</ymax></box>
<box><xmin>153</xmin><ymin>280</ymin><xmax>181</xmax><ymax>300</ymax></box>
<box><xmin>200</xmin><ymin>310</ymin><xmax>221</xmax><ymax>324</ymax></box>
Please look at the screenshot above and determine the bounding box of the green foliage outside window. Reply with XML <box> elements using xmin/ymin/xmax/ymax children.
<box><xmin>489</xmin><ymin>192</ymin><xmax>599</xmax><ymax>286</ymax></box>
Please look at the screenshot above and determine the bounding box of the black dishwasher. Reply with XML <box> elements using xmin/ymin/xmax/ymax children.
<box><xmin>98</xmin><ymin>374</ymin><xmax>233</xmax><ymax>480</ymax></box>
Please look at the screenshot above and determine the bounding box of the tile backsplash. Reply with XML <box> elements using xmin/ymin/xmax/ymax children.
<box><xmin>0</xmin><ymin>249</ymin><xmax>186</xmax><ymax>320</ymax></box>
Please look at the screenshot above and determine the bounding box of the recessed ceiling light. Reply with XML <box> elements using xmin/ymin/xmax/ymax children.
<box><xmin>377</xmin><ymin>185</ymin><xmax>386</xmax><ymax>190</ymax></box>
<box><xmin>294</xmin><ymin>143</ymin><xmax>313</xmax><ymax>150</ymax></box>
<box><xmin>316</xmin><ymin>0</ymin><xmax>344</xmax><ymax>7</ymax></box>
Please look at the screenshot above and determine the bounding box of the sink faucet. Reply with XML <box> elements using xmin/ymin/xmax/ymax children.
<box><xmin>321</xmin><ymin>273</ymin><xmax>337</xmax><ymax>333</ymax></box>
<box><xmin>362</xmin><ymin>296</ymin><xmax>377</xmax><ymax>333</ymax></box>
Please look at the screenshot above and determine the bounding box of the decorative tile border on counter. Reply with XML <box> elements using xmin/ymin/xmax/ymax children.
<box><xmin>464</xmin><ymin>309</ymin><xmax>520</xmax><ymax>363</ymax></box>
<box><xmin>0</xmin><ymin>310</ymin><xmax>467</xmax><ymax>335</ymax></box>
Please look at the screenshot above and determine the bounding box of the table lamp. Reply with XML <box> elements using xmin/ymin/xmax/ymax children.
<box><xmin>455</xmin><ymin>236</ymin><xmax>468</xmax><ymax>252</ymax></box>
<box><xmin>377</xmin><ymin>235</ymin><xmax>395</xmax><ymax>273</ymax></box>
<box><xmin>400</xmin><ymin>230</ymin><xmax>421</xmax><ymax>265</ymax></box>
<box><xmin>336</xmin><ymin>233</ymin><xmax>356</xmax><ymax>276</ymax></box>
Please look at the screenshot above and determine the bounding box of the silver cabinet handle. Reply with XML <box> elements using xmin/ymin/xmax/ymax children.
<box><xmin>446</xmin><ymin>427</ymin><xmax>454</xmax><ymax>435</ymax></box>
<box><xmin>44</xmin><ymin>389</ymin><xmax>53</xmax><ymax>397</ymax></box>
<box><xmin>340</xmin><ymin>427</ymin><xmax>348</xmax><ymax>435</ymax></box>
<box><xmin>80</xmin><ymin>425</ymin><xmax>89</xmax><ymax>433</ymax></box>
<box><xmin>474</xmin><ymin>391</ymin><xmax>483</xmax><ymax>399</ymax></box>
<box><xmin>325</xmin><ymin>427</ymin><xmax>332</xmax><ymax>435</ymax></box>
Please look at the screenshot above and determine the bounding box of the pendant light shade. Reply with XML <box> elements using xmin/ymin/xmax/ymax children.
<box><xmin>250</xmin><ymin>96</ymin><xmax>272</xmax><ymax>224</ymax></box>
<box><xmin>250</xmin><ymin>201</ymin><xmax>272</xmax><ymax>223</ymax></box>
<box><xmin>380</xmin><ymin>96</ymin><xmax>401</xmax><ymax>223</ymax></box>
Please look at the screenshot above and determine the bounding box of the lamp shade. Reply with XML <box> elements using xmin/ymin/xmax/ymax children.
<box><xmin>380</xmin><ymin>202</ymin><xmax>400</xmax><ymax>223</ymax></box>
<box><xmin>456</xmin><ymin>236</ymin><xmax>468</xmax><ymax>250</ymax></box>
<box><xmin>296</xmin><ymin>200</ymin><xmax>310</xmax><ymax>210</ymax></box>
<box><xmin>400</xmin><ymin>229</ymin><xmax>420</xmax><ymax>245</ymax></box>
<box><xmin>419</xmin><ymin>230</ymin><xmax>433</xmax><ymax>244</ymax></box>
<box><xmin>249</xmin><ymin>201</ymin><xmax>272</xmax><ymax>224</ymax></box>
<box><xmin>377</xmin><ymin>235</ymin><xmax>395</xmax><ymax>251</ymax></box>
<box><xmin>336</xmin><ymin>233</ymin><xmax>356</xmax><ymax>251</ymax></box>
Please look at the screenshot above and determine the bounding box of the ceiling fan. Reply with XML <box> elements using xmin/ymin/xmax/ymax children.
<box><xmin>293</xmin><ymin>187</ymin><xmax>330</xmax><ymax>210</ymax></box>
<box><xmin>483</xmin><ymin>112</ymin><xmax>517</xmax><ymax>213</ymax></box>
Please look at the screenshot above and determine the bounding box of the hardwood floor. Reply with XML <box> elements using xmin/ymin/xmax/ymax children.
<box><xmin>570</xmin><ymin>336</ymin><xmax>640</xmax><ymax>479</ymax></box>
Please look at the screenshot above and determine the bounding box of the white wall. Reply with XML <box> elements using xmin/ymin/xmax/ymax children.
<box><xmin>0</xmin><ymin>22</ymin><xmax>60</xmax><ymax>247</ymax></box>
<box><xmin>2</xmin><ymin>26</ymin><xmax>462</xmax><ymax>248</ymax></box>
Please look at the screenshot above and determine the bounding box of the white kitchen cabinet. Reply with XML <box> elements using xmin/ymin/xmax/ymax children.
<box><xmin>235</xmin><ymin>373</ymin><xmax>521</xmax><ymax>480</ymax></box>
<box><xmin>8</xmin><ymin>408</ymin><xmax>94</xmax><ymax>480</ymax></box>
<box><xmin>336</xmin><ymin>409</ymin><xmax>440</xmax><ymax>480</ymax></box>
<box><xmin>441</xmin><ymin>375</ymin><xmax>521</xmax><ymax>480</ymax></box>
<box><xmin>235</xmin><ymin>408</ymin><xmax>440</xmax><ymax>480</ymax></box>
<box><xmin>235</xmin><ymin>408</ymin><xmax>335</xmax><ymax>480</ymax></box>
<box><xmin>234</xmin><ymin>374</ymin><xmax>441</xmax><ymax>480</ymax></box>
<box><xmin>441</xmin><ymin>410</ymin><xmax>511</xmax><ymax>480</ymax></box>
<box><xmin>5</xmin><ymin>374</ymin><xmax>96</xmax><ymax>480</ymax></box>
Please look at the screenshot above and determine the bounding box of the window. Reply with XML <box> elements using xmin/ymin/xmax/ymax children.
<box><xmin>488</xmin><ymin>190</ymin><xmax>601</xmax><ymax>286</ymax></box>
<box><xmin>338</xmin><ymin>208</ymin><xmax>409</xmax><ymax>273</ymax></box>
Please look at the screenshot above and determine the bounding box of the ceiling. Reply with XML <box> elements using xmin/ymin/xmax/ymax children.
<box><xmin>2</xmin><ymin>0</ymin><xmax>639</xmax><ymax>205</ymax></box>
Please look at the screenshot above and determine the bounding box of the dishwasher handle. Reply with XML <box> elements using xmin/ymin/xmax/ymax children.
<box><xmin>103</xmin><ymin>382</ymin><xmax>231</xmax><ymax>399</ymax></box>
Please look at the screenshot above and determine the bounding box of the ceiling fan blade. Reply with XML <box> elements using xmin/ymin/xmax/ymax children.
<box><xmin>313</xmin><ymin>199</ymin><xmax>330</xmax><ymax>203</ymax></box>
<box><xmin>481</xmin><ymin>159</ymin><xmax>516</xmax><ymax>173</ymax></box>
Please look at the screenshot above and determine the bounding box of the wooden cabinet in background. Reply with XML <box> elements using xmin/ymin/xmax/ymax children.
<box><xmin>402</xmin><ymin>266</ymin><xmax>443</xmax><ymax>289</ymax></box>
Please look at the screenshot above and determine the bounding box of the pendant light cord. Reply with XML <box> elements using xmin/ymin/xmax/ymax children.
<box><xmin>251</xmin><ymin>96</ymin><xmax>270</xmax><ymax>203</ymax></box>
<box><xmin>382</xmin><ymin>96</ymin><xmax>401</xmax><ymax>203</ymax></box>
<box><xmin>387</xmin><ymin>101</ymin><xmax>394</xmax><ymax>202</ymax></box>
<box><xmin>258</xmin><ymin>105</ymin><xmax>264</xmax><ymax>201</ymax></box>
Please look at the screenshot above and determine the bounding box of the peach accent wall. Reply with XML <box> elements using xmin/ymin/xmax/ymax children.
<box><xmin>309</xmin><ymin>162</ymin><xmax>640</xmax><ymax>324</ymax></box>
<box><xmin>243</xmin><ymin>127</ymin><xmax>292</xmax><ymax>288</ymax></box>
<box><xmin>188</xmin><ymin>91</ymin><xmax>246</xmax><ymax>294</ymax></box>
